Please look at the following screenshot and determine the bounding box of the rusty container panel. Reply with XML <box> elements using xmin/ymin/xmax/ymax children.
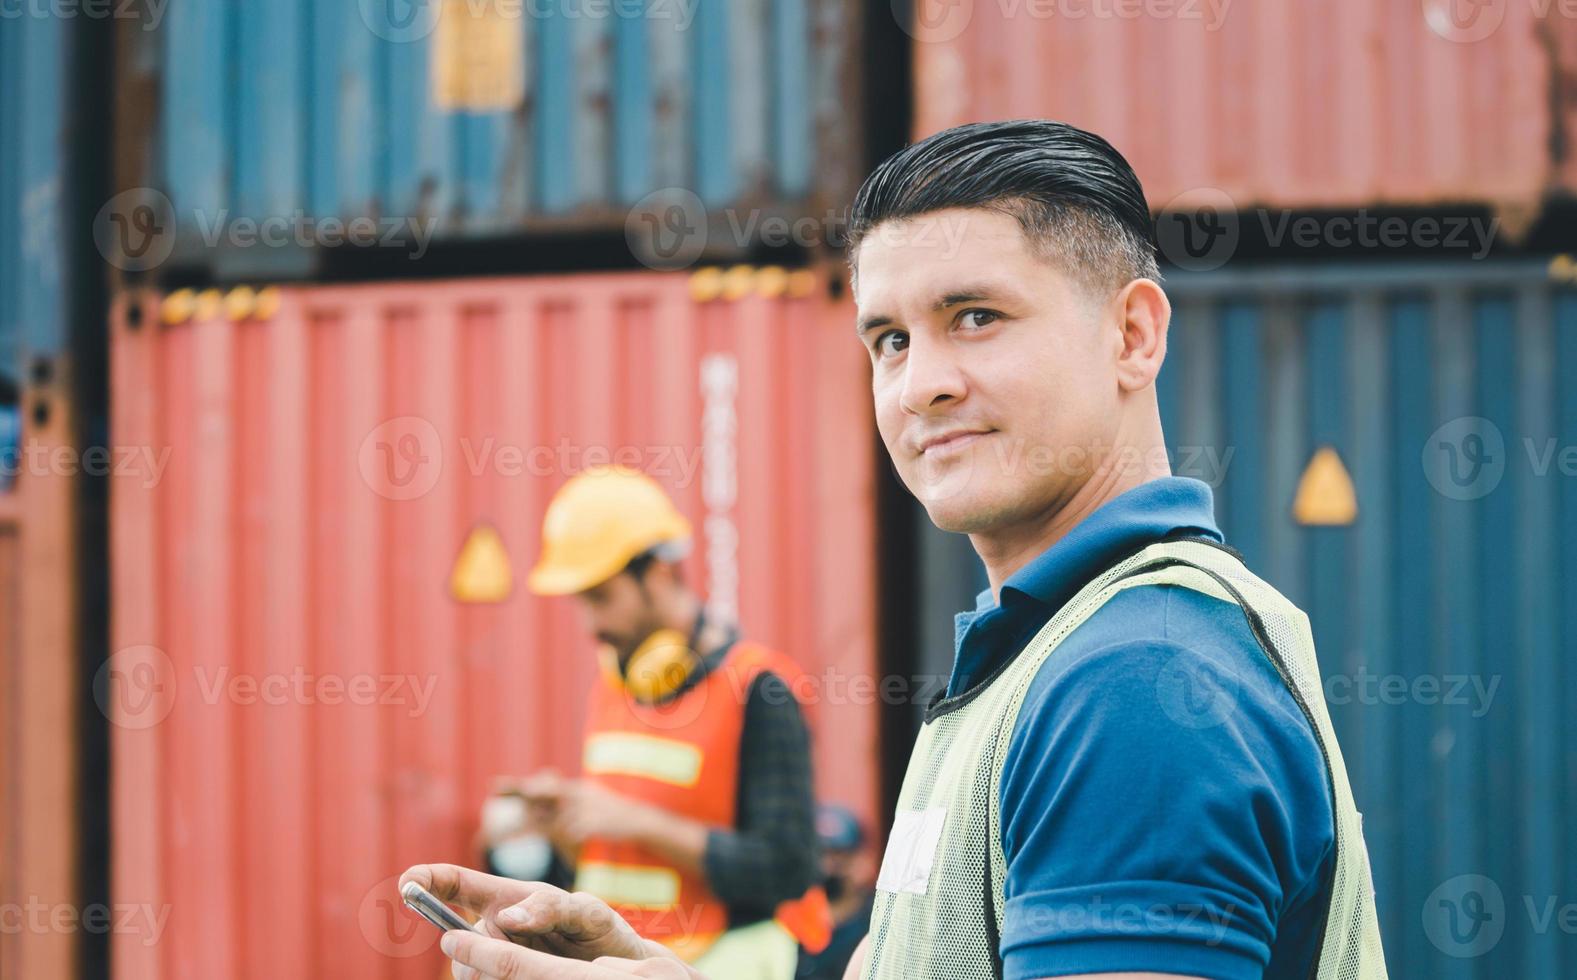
<box><xmin>911</xmin><ymin>0</ymin><xmax>1577</xmax><ymax>215</ymax></box>
<box><xmin>109</xmin><ymin>272</ymin><xmax>877</xmax><ymax>980</ymax></box>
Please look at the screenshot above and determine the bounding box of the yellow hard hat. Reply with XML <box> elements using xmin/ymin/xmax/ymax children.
<box><xmin>527</xmin><ymin>466</ymin><xmax>693</xmax><ymax>596</ymax></box>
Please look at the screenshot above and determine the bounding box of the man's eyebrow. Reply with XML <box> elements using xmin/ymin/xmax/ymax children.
<box><xmin>933</xmin><ymin>289</ymin><xmax>995</xmax><ymax>310</ymax></box>
<box><xmin>856</xmin><ymin>284</ymin><xmax>1014</xmax><ymax>335</ymax></box>
<box><xmin>855</xmin><ymin>314</ymin><xmax>892</xmax><ymax>337</ymax></box>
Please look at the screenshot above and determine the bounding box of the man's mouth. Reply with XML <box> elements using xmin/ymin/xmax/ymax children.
<box><xmin>918</xmin><ymin>429</ymin><xmax>992</xmax><ymax>456</ymax></box>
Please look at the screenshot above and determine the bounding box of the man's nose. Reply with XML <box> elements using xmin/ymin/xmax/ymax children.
<box><xmin>898</xmin><ymin>334</ymin><xmax>966</xmax><ymax>416</ymax></box>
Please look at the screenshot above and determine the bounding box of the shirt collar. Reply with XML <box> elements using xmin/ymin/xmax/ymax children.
<box><xmin>996</xmin><ymin>476</ymin><xmax>1223</xmax><ymax>613</ymax></box>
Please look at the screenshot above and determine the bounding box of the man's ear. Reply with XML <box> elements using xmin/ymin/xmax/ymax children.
<box><xmin>1113</xmin><ymin>278</ymin><xmax>1170</xmax><ymax>392</ymax></box>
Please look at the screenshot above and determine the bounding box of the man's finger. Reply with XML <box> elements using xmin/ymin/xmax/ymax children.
<box><xmin>399</xmin><ymin>864</ymin><xmax>472</xmax><ymax>905</ymax></box>
<box><xmin>398</xmin><ymin>864</ymin><xmax>434</xmax><ymax>893</ymax></box>
<box><xmin>495</xmin><ymin>890</ymin><xmax>567</xmax><ymax>936</ymax></box>
<box><xmin>498</xmin><ymin>889</ymin><xmax>609</xmax><ymax>940</ymax></box>
<box><xmin>442</xmin><ymin>929</ymin><xmax>605</xmax><ymax>979</ymax></box>
<box><xmin>399</xmin><ymin>863</ymin><xmax>536</xmax><ymax>916</ymax></box>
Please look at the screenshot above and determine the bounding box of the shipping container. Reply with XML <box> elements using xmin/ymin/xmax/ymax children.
<box><xmin>112</xmin><ymin>0</ymin><xmax>865</xmax><ymax>277</ymax></box>
<box><xmin>1</xmin><ymin>11</ymin><xmax>70</xmax><ymax>375</ymax></box>
<box><xmin>900</xmin><ymin>258</ymin><xmax>1577</xmax><ymax>980</ymax></box>
<box><xmin>0</xmin><ymin>12</ymin><xmax>91</xmax><ymax>979</ymax></box>
<box><xmin>0</xmin><ymin>373</ymin><xmax>82</xmax><ymax>980</ymax></box>
<box><xmin>910</xmin><ymin>0</ymin><xmax>1577</xmax><ymax>217</ymax></box>
<box><xmin>1170</xmin><ymin>260</ymin><xmax>1577</xmax><ymax>980</ymax></box>
<box><xmin>108</xmin><ymin>270</ymin><xmax>878</xmax><ymax>979</ymax></box>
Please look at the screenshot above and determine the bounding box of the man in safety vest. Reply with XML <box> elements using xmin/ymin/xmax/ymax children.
<box><xmin>493</xmin><ymin>465</ymin><xmax>829</xmax><ymax>980</ymax></box>
<box><xmin>408</xmin><ymin>119</ymin><xmax>1388</xmax><ymax>980</ymax></box>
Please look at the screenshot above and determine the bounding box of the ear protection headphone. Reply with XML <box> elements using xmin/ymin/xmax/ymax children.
<box><xmin>598</xmin><ymin>609</ymin><xmax>736</xmax><ymax>704</ymax></box>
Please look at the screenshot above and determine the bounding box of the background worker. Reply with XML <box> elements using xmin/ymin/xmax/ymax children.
<box><xmin>488</xmin><ymin>465</ymin><xmax>828</xmax><ymax>980</ymax></box>
<box><xmin>794</xmin><ymin>805</ymin><xmax>875</xmax><ymax>980</ymax></box>
<box><xmin>415</xmin><ymin>119</ymin><xmax>1387</xmax><ymax>980</ymax></box>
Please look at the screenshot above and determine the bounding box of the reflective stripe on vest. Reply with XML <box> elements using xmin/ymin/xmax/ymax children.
<box><xmin>584</xmin><ymin>732</ymin><xmax>706</xmax><ymax>787</ymax></box>
<box><xmin>862</xmin><ymin>538</ymin><xmax>1388</xmax><ymax>980</ymax></box>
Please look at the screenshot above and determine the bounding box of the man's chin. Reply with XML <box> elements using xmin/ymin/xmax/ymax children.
<box><xmin>916</xmin><ymin>491</ymin><xmax>1003</xmax><ymax>535</ymax></box>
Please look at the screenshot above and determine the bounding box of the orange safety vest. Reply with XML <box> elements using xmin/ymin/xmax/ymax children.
<box><xmin>576</xmin><ymin>641</ymin><xmax>832</xmax><ymax>962</ymax></box>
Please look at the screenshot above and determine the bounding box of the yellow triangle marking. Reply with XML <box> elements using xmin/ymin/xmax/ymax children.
<box><xmin>1293</xmin><ymin>446</ymin><xmax>1358</xmax><ymax>526</ymax></box>
<box><xmin>450</xmin><ymin>524</ymin><xmax>513</xmax><ymax>603</ymax></box>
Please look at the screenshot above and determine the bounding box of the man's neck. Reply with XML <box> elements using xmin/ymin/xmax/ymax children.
<box><xmin>971</xmin><ymin>451</ymin><xmax>1171</xmax><ymax>599</ymax></box>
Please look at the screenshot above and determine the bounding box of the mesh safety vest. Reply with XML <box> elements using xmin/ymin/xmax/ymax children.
<box><xmin>863</xmin><ymin>538</ymin><xmax>1388</xmax><ymax>980</ymax></box>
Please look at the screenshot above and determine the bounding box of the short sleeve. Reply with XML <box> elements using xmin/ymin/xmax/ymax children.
<box><xmin>996</xmin><ymin>587</ymin><xmax>1334</xmax><ymax>980</ymax></box>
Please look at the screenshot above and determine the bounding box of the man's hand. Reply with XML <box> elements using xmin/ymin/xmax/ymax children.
<box><xmin>552</xmin><ymin>780</ymin><xmax>659</xmax><ymax>847</ymax></box>
<box><xmin>440</xmin><ymin>929</ymin><xmax>705</xmax><ymax>980</ymax></box>
<box><xmin>399</xmin><ymin>864</ymin><xmax>664</xmax><ymax>963</ymax></box>
<box><xmin>495</xmin><ymin>771</ymin><xmax>585</xmax><ymax>865</ymax></box>
<box><xmin>508</xmin><ymin>770</ymin><xmax>570</xmax><ymax>829</ymax></box>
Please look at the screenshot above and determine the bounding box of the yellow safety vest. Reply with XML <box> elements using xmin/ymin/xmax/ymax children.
<box><xmin>863</xmin><ymin>537</ymin><xmax>1388</xmax><ymax>980</ymax></box>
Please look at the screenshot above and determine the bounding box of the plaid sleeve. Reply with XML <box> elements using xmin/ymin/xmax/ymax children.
<box><xmin>702</xmin><ymin>671</ymin><xmax>821</xmax><ymax>919</ymax></box>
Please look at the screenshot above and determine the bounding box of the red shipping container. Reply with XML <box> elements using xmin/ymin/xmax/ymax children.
<box><xmin>108</xmin><ymin>272</ymin><xmax>878</xmax><ymax>980</ymax></box>
<box><xmin>911</xmin><ymin>0</ymin><xmax>1577</xmax><ymax>218</ymax></box>
<box><xmin>0</xmin><ymin>366</ymin><xmax>81</xmax><ymax>980</ymax></box>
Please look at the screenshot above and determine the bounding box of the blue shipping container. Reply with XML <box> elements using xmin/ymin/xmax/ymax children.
<box><xmin>123</xmin><ymin>0</ymin><xmax>856</xmax><ymax>268</ymax></box>
<box><xmin>0</xmin><ymin>11</ymin><xmax>70</xmax><ymax>382</ymax></box>
<box><xmin>908</xmin><ymin>258</ymin><xmax>1577</xmax><ymax>980</ymax></box>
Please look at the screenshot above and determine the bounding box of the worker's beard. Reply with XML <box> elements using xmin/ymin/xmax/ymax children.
<box><xmin>601</xmin><ymin>595</ymin><xmax>666</xmax><ymax>671</ymax></box>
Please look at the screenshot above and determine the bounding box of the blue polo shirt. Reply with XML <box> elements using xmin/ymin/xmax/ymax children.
<box><xmin>949</xmin><ymin>477</ymin><xmax>1334</xmax><ymax>980</ymax></box>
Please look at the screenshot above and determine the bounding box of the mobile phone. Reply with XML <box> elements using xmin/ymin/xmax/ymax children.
<box><xmin>400</xmin><ymin>881</ymin><xmax>479</xmax><ymax>934</ymax></box>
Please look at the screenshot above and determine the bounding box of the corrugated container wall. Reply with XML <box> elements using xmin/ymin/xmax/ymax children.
<box><xmin>0</xmin><ymin>12</ymin><xmax>84</xmax><ymax>980</ymax></box>
<box><xmin>108</xmin><ymin>272</ymin><xmax>878</xmax><ymax>980</ymax></box>
<box><xmin>0</xmin><ymin>12</ymin><xmax>69</xmax><ymax>375</ymax></box>
<box><xmin>911</xmin><ymin>259</ymin><xmax>1577</xmax><ymax>979</ymax></box>
<box><xmin>116</xmin><ymin>0</ymin><xmax>861</xmax><ymax>270</ymax></box>
<box><xmin>911</xmin><ymin>0</ymin><xmax>1577</xmax><ymax>216</ymax></box>
<box><xmin>1162</xmin><ymin>262</ymin><xmax>1577</xmax><ymax>980</ymax></box>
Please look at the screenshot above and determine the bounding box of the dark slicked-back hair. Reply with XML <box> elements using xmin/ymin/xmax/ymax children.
<box><xmin>848</xmin><ymin>119</ymin><xmax>1159</xmax><ymax>295</ymax></box>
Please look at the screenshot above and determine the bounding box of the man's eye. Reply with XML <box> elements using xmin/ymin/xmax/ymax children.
<box><xmin>877</xmin><ymin>331</ymin><xmax>909</xmax><ymax>358</ymax></box>
<box><xmin>960</xmin><ymin>309</ymin><xmax>1000</xmax><ymax>329</ymax></box>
